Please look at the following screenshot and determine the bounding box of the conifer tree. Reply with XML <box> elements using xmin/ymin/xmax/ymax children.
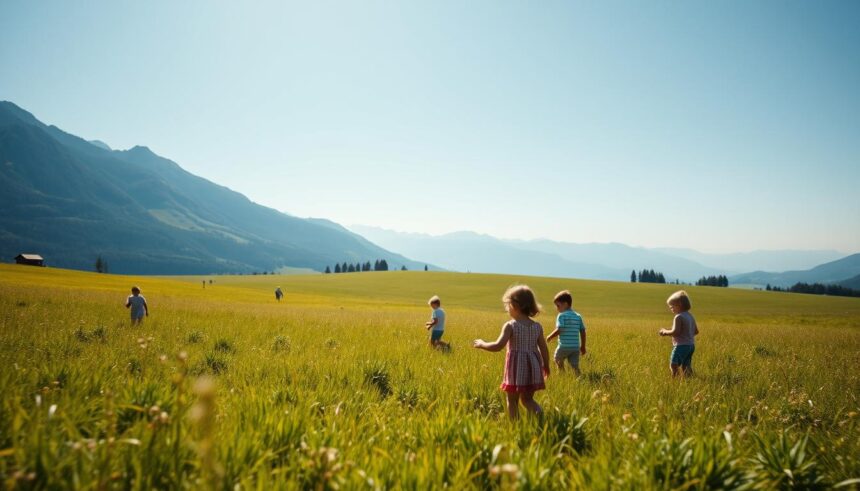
<box><xmin>334</xmin><ymin>264</ymin><xmax>341</xmax><ymax>273</ymax></box>
<box><xmin>631</xmin><ymin>270</ymin><xmax>636</xmax><ymax>283</ymax></box>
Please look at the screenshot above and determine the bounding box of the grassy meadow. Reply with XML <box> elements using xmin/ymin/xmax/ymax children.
<box><xmin>1</xmin><ymin>263</ymin><xmax>859</xmax><ymax>489</ymax></box>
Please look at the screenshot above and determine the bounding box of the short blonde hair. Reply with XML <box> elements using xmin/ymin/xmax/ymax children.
<box><xmin>428</xmin><ymin>295</ymin><xmax>441</xmax><ymax>306</ymax></box>
<box><xmin>503</xmin><ymin>285</ymin><xmax>541</xmax><ymax>317</ymax></box>
<box><xmin>667</xmin><ymin>290</ymin><xmax>691</xmax><ymax>311</ymax></box>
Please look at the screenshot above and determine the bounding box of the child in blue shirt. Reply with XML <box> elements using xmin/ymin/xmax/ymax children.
<box><xmin>546</xmin><ymin>290</ymin><xmax>586</xmax><ymax>376</ymax></box>
<box><xmin>425</xmin><ymin>295</ymin><xmax>450</xmax><ymax>351</ymax></box>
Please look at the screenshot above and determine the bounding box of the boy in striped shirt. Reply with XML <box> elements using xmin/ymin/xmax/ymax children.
<box><xmin>546</xmin><ymin>290</ymin><xmax>586</xmax><ymax>376</ymax></box>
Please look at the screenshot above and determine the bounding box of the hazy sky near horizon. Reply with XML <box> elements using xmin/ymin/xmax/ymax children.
<box><xmin>2</xmin><ymin>1</ymin><xmax>858</xmax><ymax>253</ymax></box>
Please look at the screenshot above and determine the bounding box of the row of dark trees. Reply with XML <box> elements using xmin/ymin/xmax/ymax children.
<box><xmin>326</xmin><ymin>260</ymin><xmax>390</xmax><ymax>273</ymax></box>
<box><xmin>767</xmin><ymin>282</ymin><xmax>860</xmax><ymax>298</ymax></box>
<box><xmin>696</xmin><ymin>275</ymin><xmax>729</xmax><ymax>287</ymax></box>
<box><xmin>325</xmin><ymin>260</ymin><xmax>431</xmax><ymax>273</ymax></box>
<box><xmin>631</xmin><ymin>269</ymin><xmax>666</xmax><ymax>283</ymax></box>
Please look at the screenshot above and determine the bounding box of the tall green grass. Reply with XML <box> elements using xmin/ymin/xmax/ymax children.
<box><xmin>0</xmin><ymin>264</ymin><xmax>858</xmax><ymax>489</ymax></box>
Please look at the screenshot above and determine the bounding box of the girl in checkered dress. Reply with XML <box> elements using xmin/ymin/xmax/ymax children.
<box><xmin>473</xmin><ymin>285</ymin><xmax>551</xmax><ymax>420</ymax></box>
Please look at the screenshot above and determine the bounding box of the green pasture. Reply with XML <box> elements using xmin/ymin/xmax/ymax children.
<box><xmin>0</xmin><ymin>264</ymin><xmax>858</xmax><ymax>489</ymax></box>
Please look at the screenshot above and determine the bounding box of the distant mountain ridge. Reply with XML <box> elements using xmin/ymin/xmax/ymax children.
<box><xmin>653</xmin><ymin>247</ymin><xmax>844</xmax><ymax>274</ymax></box>
<box><xmin>729</xmin><ymin>254</ymin><xmax>860</xmax><ymax>288</ymax></box>
<box><xmin>351</xmin><ymin>226</ymin><xmax>723</xmax><ymax>282</ymax></box>
<box><xmin>0</xmin><ymin>101</ymin><xmax>428</xmax><ymax>274</ymax></box>
<box><xmin>351</xmin><ymin>225</ymin><xmax>858</xmax><ymax>284</ymax></box>
<box><xmin>837</xmin><ymin>274</ymin><xmax>860</xmax><ymax>290</ymax></box>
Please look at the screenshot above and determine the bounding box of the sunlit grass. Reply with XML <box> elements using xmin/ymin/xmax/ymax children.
<box><xmin>0</xmin><ymin>264</ymin><xmax>858</xmax><ymax>488</ymax></box>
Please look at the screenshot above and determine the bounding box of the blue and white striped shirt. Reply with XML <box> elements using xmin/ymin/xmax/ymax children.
<box><xmin>556</xmin><ymin>309</ymin><xmax>585</xmax><ymax>350</ymax></box>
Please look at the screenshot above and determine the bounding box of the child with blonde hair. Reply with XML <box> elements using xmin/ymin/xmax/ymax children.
<box><xmin>473</xmin><ymin>285</ymin><xmax>550</xmax><ymax>419</ymax></box>
<box><xmin>425</xmin><ymin>295</ymin><xmax>450</xmax><ymax>350</ymax></box>
<box><xmin>659</xmin><ymin>290</ymin><xmax>699</xmax><ymax>377</ymax></box>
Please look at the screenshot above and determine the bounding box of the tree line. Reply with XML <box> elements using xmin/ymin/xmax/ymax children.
<box><xmin>631</xmin><ymin>269</ymin><xmax>666</xmax><ymax>283</ymax></box>
<box><xmin>696</xmin><ymin>275</ymin><xmax>729</xmax><ymax>287</ymax></box>
<box><xmin>325</xmin><ymin>260</ymin><xmax>431</xmax><ymax>273</ymax></box>
<box><xmin>327</xmin><ymin>260</ymin><xmax>390</xmax><ymax>273</ymax></box>
<box><xmin>767</xmin><ymin>282</ymin><xmax>860</xmax><ymax>298</ymax></box>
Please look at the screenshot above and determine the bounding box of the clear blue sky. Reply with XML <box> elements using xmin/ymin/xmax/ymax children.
<box><xmin>2</xmin><ymin>1</ymin><xmax>858</xmax><ymax>253</ymax></box>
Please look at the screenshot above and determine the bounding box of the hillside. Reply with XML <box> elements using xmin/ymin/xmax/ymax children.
<box><xmin>729</xmin><ymin>253</ymin><xmax>860</xmax><ymax>288</ymax></box>
<box><xmin>0</xmin><ymin>101</ymin><xmax>426</xmax><ymax>274</ymax></box>
<box><xmin>837</xmin><ymin>274</ymin><xmax>860</xmax><ymax>290</ymax></box>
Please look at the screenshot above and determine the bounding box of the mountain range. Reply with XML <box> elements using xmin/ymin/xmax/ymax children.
<box><xmin>350</xmin><ymin>225</ymin><xmax>859</xmax><ymax>287</ymax></box>
<box><xmin>0</xmin><ymin>101</ymin><xmax>427</xmax><ymax>274</ymax></box>
<box><xmin>728</xmin><ymin>254</ymin><xmax>860</xmax><ymax>288</ymax></box>
<box><xmin>2</xmin><ymin>100</ymin><xmax>856</xmax><ymax>284</ymax></box>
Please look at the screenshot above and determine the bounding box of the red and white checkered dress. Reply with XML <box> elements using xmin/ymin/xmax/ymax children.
<box><xmin>500</xmin><ymin>320</ymin><xmax>545</xmax><ymax>393</ymax></box>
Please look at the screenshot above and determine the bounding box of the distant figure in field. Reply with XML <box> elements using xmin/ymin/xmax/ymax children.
<box><xmin>659</xmin><ymin>290</ymin><xmax>699</xmax><ymax>377</ymax></box>
<box><xmin>473</xmin><ymin>285</ymin><xmax>550</xmax><ymax>420</ymax></box>
<box><xmin>202</xmin><ymin>280</ymin><xmax>206</xmax><ymax>289</ymax></box>
<box><xmin>425</xmin><ymin>296</ymin><xmax>450</xmax><ymax>351</ymax></box>
<box><xmin>125</xmin><ymin>286</ymin><xmax>149</xmax><ymax>325</ymax></box>
<box><xmin>546</xmin><ymin>290</ymin><xmax>587</xmax><ymax>376</ymax></box>
<box><xmin>275</xmin><ymin>287</ymin><xmax>283</xmax><ymax>302</ymax></box>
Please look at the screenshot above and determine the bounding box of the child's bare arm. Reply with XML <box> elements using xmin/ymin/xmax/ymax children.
<box><xmin>660</xmin><ymin>315</ymin><xmax>682</xmax><ymax>336</ymax></box>
<box><xmin>537</xmin><ymin>333</ymin><xmax>551</xmax><ymax>377</ymax></box>
<box><xmin>425</xmin><ymin>318</ymin><xmax>438</xmax><ymax>330</ymax></box>
<box><xmin>473</xmin><ymin>324</ymin><xmax>512</xmax><ymax>352</ymax></box>
<box><xmin>125</xmin><ymin>297</ymin><xmax>130</xmax><ymax>309</ymax></box>
<box><xmin>546</xmin><ymin>328</ymin><xmax>560</xmax><ymax>342</ymax></box>
<box><xmin>144</xmin><ymin>299</ymin><xmax>149</xmax><ymax>315</ymax></box>
<box><xmin>580</xmin><ymin>329</ymin><xmax>587</xmax><ymax>354</ymax></box>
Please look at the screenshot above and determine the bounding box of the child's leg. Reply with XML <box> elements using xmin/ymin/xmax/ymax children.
<box><xmin>520</xmin><ymin>391</ymin><xmax>543</xmax><ymax>416</ymax></box>
<box><xmin>554</xmin><ymin>349</ymin><xmax>565</xmax><ymax>371</ymax></box>
<box><xmin>568</xmin><ymin>352</ymin><xmax>582</xmax><ymax>377</ymax></box>
<box><xmin>669</xmin><ymin>346</ymin><xmax>683</xmax><ymax>377</ymax></box>
<box><xmin>505</xmin><ymin>392</ymin><xmax>520</xmax><ymax>420</ymax></box>
<box><xmin>682</xmin><ymin>349</ymin><xmax>694</xmax><ymax>377</ymax></box>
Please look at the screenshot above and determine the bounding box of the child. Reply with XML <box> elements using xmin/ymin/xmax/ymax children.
<box><xmin>125</xmin><ymin>286</ymin><xmax>149</xmax><ymax>325</ymax></box>
<box><xmin>546</xmin><ymin>290</ymin><xmax>586</xmax><ymax>376</ymax></box>
<box><xmin>659</xmin><ymin>290</ymin><xmax>699</xmax><ymax>377</ymax></box>
<box><xmin>425</xmin><ymin>296</ymin><xmax>450</xmax><ymax>350</ymax></box>
<box><xmin>275</xmin><ymin>287</ymin><xmax>283</xmax><ymax>302</ymax></box>
<box><xmin>473</xmin><ymin>285</ymin><xmax>550</xmax><ymax>420</ymax></box>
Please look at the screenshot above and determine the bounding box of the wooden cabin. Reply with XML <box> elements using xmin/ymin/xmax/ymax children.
<box><xmin>15</xmin><ymin>254</ymin><xmax>45</xmax><ymax>267</ymax></box>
